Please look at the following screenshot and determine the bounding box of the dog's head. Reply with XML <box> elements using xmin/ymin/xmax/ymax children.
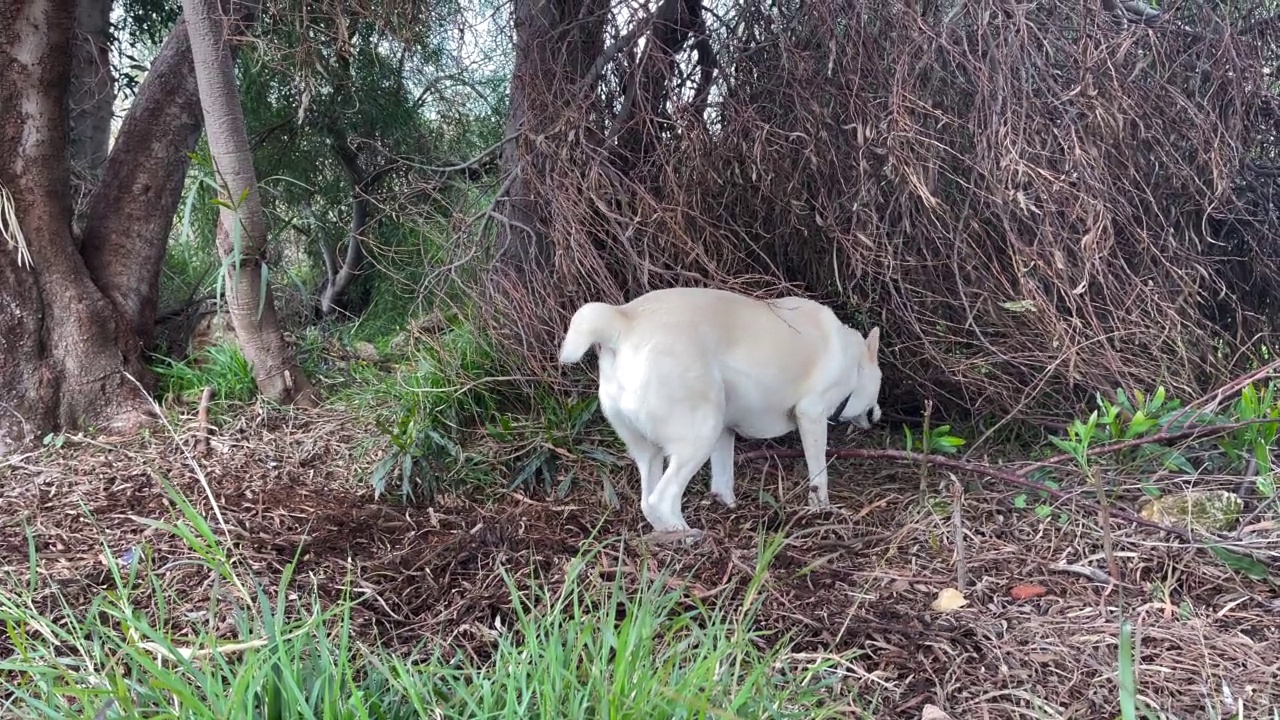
<box><xmin>836</xmin><ymin>326</ymin><xmax>882</xmax><ymax>430</ymax></box>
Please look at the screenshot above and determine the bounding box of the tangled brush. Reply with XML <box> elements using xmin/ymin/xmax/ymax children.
<box><xmin>465</xmin><ymin>0</ymin><xmax>1280</xmax><ymax>423</ymax></box>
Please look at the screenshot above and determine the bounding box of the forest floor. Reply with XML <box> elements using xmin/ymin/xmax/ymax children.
<box><xmin>1</xmin><ymin>405</ymin><xmax>1277</xmax><ymax>719</ymax></box>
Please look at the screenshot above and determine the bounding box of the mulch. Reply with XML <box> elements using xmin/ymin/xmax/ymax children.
<box><xmin>1</xmin><ymin>407</ymin><xmax>1277</xmax><ymax>719</ymax></box>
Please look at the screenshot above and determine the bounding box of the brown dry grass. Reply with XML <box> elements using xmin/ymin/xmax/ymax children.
<box><xmin>2</xmin><ymin>405</ymin><xmax>1277</xmax><ymax>718</ymax></box>
<box><xmin>461</xmin><ymin>0</ymin><xmax>1280</xmax><ymax>424</ymax></box>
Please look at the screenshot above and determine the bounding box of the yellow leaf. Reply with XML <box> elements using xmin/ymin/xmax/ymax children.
<box><xmin>930</xmin><ymin>587</ymin><xmax>968</xmax><ymax>612</ymax></box>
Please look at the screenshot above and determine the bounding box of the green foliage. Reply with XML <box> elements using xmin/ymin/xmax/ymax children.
<box><xmin>902</xmin><ymin>423</ymin><xmax>966</xmax><ymax>455</ymax></box>
<box><xmin>1011</xmin><ymin>472</ymin><xmax>1068</xmax><ymax>524</ymax></box>
<box><xmin>350</xmin><ymin>306</ymin><xmax>615</xmax><ymax>503</ymax></box>
<box><xmin>151</xmin><ymin>342</ymin><xmax>257</xmax><ymax>408</ymax></box>
<box><xmin>1014</xmin><ymin>382</ymin><xmax>1280</xmax><ymax>584</ymax></box>
<box><xmin>0</xmin><ymin>486</ymin><xmax>859</xmax><ymax>719</ymax></box>
<box><xmin>1220</xmin><ymin>382</ymin><xmax>1280</xmax><ymax>498</ymax></box>
<box><xmin>158</xmin><ymin>151</ymin><xmax>223</xmax><ymax>313</ymax></box>
<box><xmin>1026</xmin><ymin>382</ymin><xmax>1280</xmax><ymax>497</ymax></box>
<box><xmin>1116</xmin><ymin>619</ymin><xmax>1140</xmax><ymax>720</ymax></box>
<box><xmin>366</xmin><ymin>319</ymin><xmax>502</xmax><ymax>502</ymax></box>
<box><xmin>489</xmin><ymin>392</ymin><xmax>604</xmax><ymax>499</ymax></box>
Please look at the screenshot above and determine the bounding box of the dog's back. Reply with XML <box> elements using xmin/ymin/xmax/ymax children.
<box><xmin>561</xmin><ymin>287</ymin><xmax>846</xmax><ymax>444</ymax></box>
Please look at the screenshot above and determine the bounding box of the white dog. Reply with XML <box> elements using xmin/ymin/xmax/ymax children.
<box><xmin>557</xmin><ymin>286</ymin><xmax>883</xmax><ymax>541</ymax></box>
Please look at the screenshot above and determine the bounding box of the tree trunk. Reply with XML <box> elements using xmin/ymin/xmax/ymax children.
<box><xmin>1</xmin><ymin>0</ymin><xmax>154</xmax><ymax>454</ymax></box>
<box><xmin>608</xmin><ymin>0</ymin><xmax>702</xmax><ymax>170</ymax></box>
<box><xmin>317</xmin><ymin>131</ymin><xmax>390</xmax><ymax>319</ymax></box>
<box><xmin>68</xmin><ymin>0</ymin><xmax>114</xmax><ymax>226</ymax></box>
<box><xmin>182</xmin><ymin>0</ymin><xmax>318</xmax><ymax>407</ymax></box>
<box><xmin>496</xmin><ymin>0</ymin><xmax>608</xmax><ymax>272</ymax></box>
<box><xmin>79</xmin><ymin>8</ymin><xmax>255</xmax><ymax>351</ymax></box>
<box><xmin>0</xmin><ymin>241</ymin><xmax>52</xmax><ymax>456</ymax></box>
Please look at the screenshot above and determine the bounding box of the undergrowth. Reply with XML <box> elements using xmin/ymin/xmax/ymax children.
<box><xmin>150</xmin><ymin>342</ymin><xmax>258</xmax><ymax>409</ymax></box>
<box><xmin>0</xmin><ymin>481</ymin><xmax>858</xmax><ymax>719</ymax></box>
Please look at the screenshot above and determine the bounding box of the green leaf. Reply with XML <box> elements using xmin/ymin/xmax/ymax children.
<box><xmin>1207</xmin><ymin>544</ymin><xmax>1273</xmax><ymax>582</ymax></box>
<box><xmin>400</xmin><ymin>452</ymin><xmax>415</xmax><ymax>501</ymax></box>
<box><xmin>1151</xmin><ymin>386</ymin><xmax>1167</xmax><ymax>413</ymax></box>
<box><xmin>1256</xmin><ymin>475</ymin><xmax>1276</xmax><ymax>499</ymax></box>
<box><xmin>1118</xmin><ymin>619</ymin><xmax>1137</xmax><ymax>720</ymax></box>
<box><xmin>1048</xmin><ymin>435</ymin><xmax>1079</xmax><ymax>457</ymax></box>
<box><xmin>601</xmin><ymin>474</ymin><xmax>619</xmax><ymax>509</ymax></box>
<box><xmin>1162</xmin><ymin>450</ymin><xmax>1195</xmax><ymax>475</ymax></box>
<box><xmin>257</xmin><ymin>262</ymin><xmax>269</xmax><ymax>321</ymax></box>
<box><xmin>999</xmin><ymin>299</ymin><xmax>1037</xmax><ymax>313</ymax></box>
<box><xmin>369</xmin><ymin>452</ymin><xmax>398</xmax><ymax>498</ymax></box>
<box><xmin>1115</xmin><ymin>388</ymin><xmax>1132</xmax><ymax>413</ymax></box>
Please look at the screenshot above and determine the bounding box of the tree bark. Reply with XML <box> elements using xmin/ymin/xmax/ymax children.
<box><xmin>1</xmin><ymin>0</ymin><xmax>154</xmax><ymax>454</ymax></box>
<box><xmin>68</xmin><ymin>0</ymin><xmax>114</xmax><ymax>225</ymax></box>
<box><xmin>182</xmin><ymin>0</ymin><xmax>318</xmax><ymax>406</ymax></box>
<box><xmin>317</xmin><ymin>131</ymin><xmax>390</xmax><ymax>319</ymax></box>
<box><xmin>0</xmin><ymin>240</ymin><xmax>52</xmax><ymax>456</ymax></box>
<box><xmin>496</xmin><ymin>0</ymin><xmax>608</xmax><ymax>272</ymax></box>
<box><xmin>608</xmin><ymin>0</ymin><xmax>702</xmax><ymax>170</ymax></box>
<box><xmin>79</xmin><ymin>8</ymin><xmax>254</xmax><ymax>351</ymax></box>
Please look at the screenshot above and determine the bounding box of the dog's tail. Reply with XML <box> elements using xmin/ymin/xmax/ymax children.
<box><xmin>559</xmin><ymin>302</ymin><xmax>627</xmax><ymax>364</ymax></box>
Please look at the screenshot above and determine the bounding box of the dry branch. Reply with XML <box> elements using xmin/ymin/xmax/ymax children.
<box><xmin>473</xmin><ymin>0</ymin><xmax>1280</xmax><ymax>423</ymax></box>
<box><xmin>195</xmin><ymin>385</ymin><xmax>214</xmax><ymax>456</ymax></box>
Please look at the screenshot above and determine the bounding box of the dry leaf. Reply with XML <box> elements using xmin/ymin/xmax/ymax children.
<box><xmin>1010</xmin><ymin>584</ymin><xmax>1047</xmax><ymax>601</ymax></box>
<box><xmin>921</xmin><ymin>704</ymin><xmax>954</xmax><ymax>720</ymax></box>
<box><xmin>930</xmin><ymin>587</ymin><xmax>968</xmax><ymax>612</ymax></box>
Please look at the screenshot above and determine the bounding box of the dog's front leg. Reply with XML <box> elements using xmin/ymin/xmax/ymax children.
<box><xmin>796</xmin><ymin>412</ymin><xmax>832</xmax><ymax>507</ymax></box>
<box><xmin>709</xmin><ymin>430</ymin><xmax>736</xmax><ymax>508</ymax></box>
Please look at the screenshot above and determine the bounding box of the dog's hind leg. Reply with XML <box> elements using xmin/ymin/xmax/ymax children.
<box><xmin>605</xmin><ymin>413</ymin><xmax>665</xmax><ymax>520</ymax></box>
<box><xmin>709</xmin><ymin>430</ymin><xmax>737</xmax><ymax>508</ymax></box>
<box><xmin>644</xmin><ymin>431</ymin><xmax>718</xmax><ymax>537</ymax></box>
<box><xmin>796</xmin><ymin>411</ymin><xmax>833</xmax><ymax>507</ymax></box>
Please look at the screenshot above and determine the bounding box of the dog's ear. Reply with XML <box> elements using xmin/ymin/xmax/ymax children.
<box><xmin>865</xmin><ymin>327</ymin><xmax>880</xmax><ymax>363</ymax></box>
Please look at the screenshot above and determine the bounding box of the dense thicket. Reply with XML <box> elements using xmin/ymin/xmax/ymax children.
<box><xmin>479</xmin><ymin>0</ymin><xmax>1280</xmax><ymax>421</ymax></box>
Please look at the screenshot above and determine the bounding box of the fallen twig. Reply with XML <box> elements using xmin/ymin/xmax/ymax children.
<box><xmin>1048</xmin><ymin>562</ymin><xmax>1113</xmax><ymax>585</ymax></box>
<box><xmin>195</xmin><ymin>386</ymin><xmax>214</xmax><ymax>456</ymax></box>
<box><xmin>739</xmin><ymin>447</ymin><xmax>1277</xmax><ymax>570</ymax></box>
<box><xmin>950</xmin><ymin>474</ymin><xmax>967</xmax><ymax>591</ymax></box>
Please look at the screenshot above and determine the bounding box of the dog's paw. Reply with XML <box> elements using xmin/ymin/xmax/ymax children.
<box><xmin>644</xmin><ymin>528</ymin><xmax>705</xmax><ymax>547</ymax></box>
<box><xmin>807</xmin><ymin>485</ymin><xmax>831</xmax><ymax>508</ymax></box>
<box><xmin>711</xmin><ymin>490</ymin><xmax>737</xmax><ymax>509</ymax></box>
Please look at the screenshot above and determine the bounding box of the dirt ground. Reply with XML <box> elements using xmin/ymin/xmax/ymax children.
<box><xmin>1</xmin><ymin>407</ymin><xmax>1277</xmax><ymax>719</ymax></box>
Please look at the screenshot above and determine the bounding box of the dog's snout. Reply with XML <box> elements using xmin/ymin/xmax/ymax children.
<box><xmin>850</xmin><ymin>405</ymin><xmax>880</xmax><ymax>430</ymax></box>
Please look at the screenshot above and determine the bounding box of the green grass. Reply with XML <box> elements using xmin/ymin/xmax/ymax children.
<box><xmin>150</xmin><ymin>341</ymin><xmax>259</xmax><ymax>407</ymax></box>
<box><xmin>0</xmin><ymin>481</ymin><xmax>861</xmax><ymax>719</ymax></box>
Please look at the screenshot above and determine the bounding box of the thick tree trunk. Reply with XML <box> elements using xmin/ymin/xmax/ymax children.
<box><xmin>79</xmin><ymin>9</ymin><xmax>254</xmax><ymax>351</ymax></box>
<box><xmin>68</xmin><ymin>0</ymin><xmax>114</xmax><ymax>224</ymax></box>
<box><xmin>182</xmin><ymin>0</ymin><xmax>318</xmax><ymax>406</ymax></box>
<box><xmin>0</xmin><ymin>243</ymin><xmax>52</xmax><ymax>456</ymax></box>
<box><xmin>0</xmin><ymin>0</ymin><xmax>154</xmax><ymax>454</ymax></box>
